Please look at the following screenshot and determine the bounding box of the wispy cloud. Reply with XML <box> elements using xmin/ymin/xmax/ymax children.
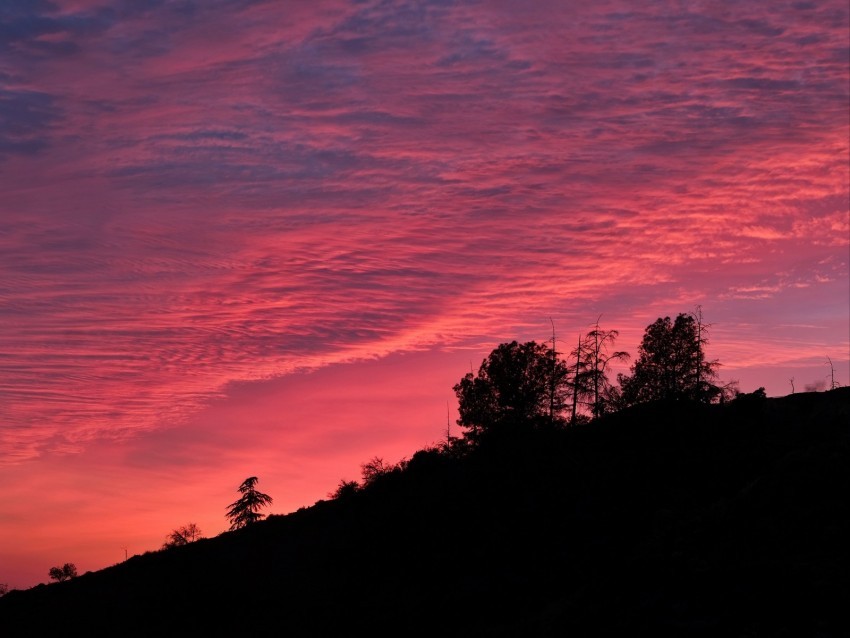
<box><xmin>0</xmin><ymin>0</ymin><xmax>847</xmax><ymax>465</ymax></box>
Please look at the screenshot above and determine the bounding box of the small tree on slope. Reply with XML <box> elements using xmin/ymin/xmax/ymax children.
<box><xmin>48</xmin><ymin>563</ymin><xmax>77</xmax><ymax>583</ymax></box>
<box><xmin>226</xmin><ymin>476</ymin><xmax>273</xmax><ymax>530</ymax></box>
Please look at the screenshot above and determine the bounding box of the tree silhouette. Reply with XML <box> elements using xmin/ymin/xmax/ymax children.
<box><xmin>328</xmin><ymin>479</ymin><xmax>360</xmax><ymax>499</ymax></box>
<box><xmin>360</xmin><ymin>457</ymin><xmax>395</xmax><ymax>485</ymax></box>
<box><xmin>618</xmin><ymin>312</ymin><xmax>721</xmax><ymax>405</ymax></box>
<box><xmin>162</xmin><ymin>523</ymin><xmax>203</xmax><ymax>549</ymax></box>
<box><xmin>826</xmin><ymin>356</ymin><xmax>840</xmax><ymax>389</ymax></box>
<box><xmin>48</xmin><ymin>563</ymin><xmax>77</xmax><ymax>582</ymax></box>
<box><xmin>226</xmin><ymin>477</ymin><xmax>273</xmax><ymax>530</ymax></box>
<box><xmin>574</xmin><ymin>317</ymin><xmax>629</xmax><ymax>419</ymax></box>
<box><xmin>453</xmin><ymin>340</ymin><xmax>570</xmax><ymax>441</ymax></box>
<box><xmin>568</xmin><ymin>331</ymin><xmax>586</xmax><ymax>425</ymax></box>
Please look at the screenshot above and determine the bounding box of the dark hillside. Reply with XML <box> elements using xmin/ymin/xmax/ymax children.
<box><xmin>2</xmin><ymin>388</ymin><xmax>848</xmax><ymax>637</ymax></box>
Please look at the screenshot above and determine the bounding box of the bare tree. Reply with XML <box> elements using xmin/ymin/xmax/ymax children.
<box><xmin>690</xmin><ymin>306</ymin><xmax>710</xmax><ymax>393</ymax></box>
<box><xmin>570</xmin><ymin>331</ymin><xmax>584</xmax><ymax>425</ymax></box>
<box><xmin>360</xmin><ymin>457</ymin><xmax>396</xmax><ymax>485</ymax></box>
<box><xmin>580</xmin><ymin>316</ymin><xmax>629</xmax><ymax>418</ymax></box>
<box><xmin>549</xmin><ymin>318</ymin><xmax>557</xmax><ymax>422</ymax></box>
<box><xmin>162</xmin><ymin>523</ymin><xmax>204</xmax><ymax>549</ymax></box>
<box><xmin>827</xmin><ymin>356</ymin><xmax>839</xmax><ymax>389</ymax></box>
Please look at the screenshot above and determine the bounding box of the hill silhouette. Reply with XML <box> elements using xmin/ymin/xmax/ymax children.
<box><xmin>2</xmin><ymin>388</ymin><xmax>848</xmax><ymax>637</ymax></box>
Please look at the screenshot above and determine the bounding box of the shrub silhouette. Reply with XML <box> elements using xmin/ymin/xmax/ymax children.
<box><xmin>329</xmin><ymin>479</ymin><xmax>360</xmax><ymax>499</ymax></box>
<box><xmin>162</xmin><ymin>523</ymin><xmax>203</xmax><ymax>549</ymax></box>
<box><xmin>47</xmin><ymin>563</ymin><xmax>77</xmax><ymax>583</ymax></box>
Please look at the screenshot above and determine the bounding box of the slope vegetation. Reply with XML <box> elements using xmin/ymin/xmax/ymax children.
<box><xmin>2</xmin><ymin>388</ymin><xmax>848</xmax><ymax>637</ymax></box>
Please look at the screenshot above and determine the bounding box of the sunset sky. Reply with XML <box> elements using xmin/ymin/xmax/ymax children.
<box><xmin>1</xmin><ymin>0</ymin><xmax>848</xmax><ymax>590</ymax></box>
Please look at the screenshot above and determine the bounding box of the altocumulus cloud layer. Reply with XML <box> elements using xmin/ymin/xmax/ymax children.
<box><xmin>1</xmin><ymin>0</ymin><xmax>848</xmax><ymax>462</ymax></box>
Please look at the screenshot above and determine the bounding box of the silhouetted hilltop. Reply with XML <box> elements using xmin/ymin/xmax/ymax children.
<box><xmin>2</xmin><ymin>388</ymin><xmax>848</xmax><ymax>637</ymax></box>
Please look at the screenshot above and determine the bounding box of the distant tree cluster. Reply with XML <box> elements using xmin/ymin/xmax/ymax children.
<box><xmin>327</xmin><ymin>308</ymin><xmax>740</xmax><ymax>502</ymax></box>
<box><xmin>322</xmin><ymin>305</ymin><xmax>842</xmax><ymax>506</ymax></box>
<box><xmin>453</xmin><ymin>308</ymin><xmax>735</xmax><ymax>443</ymax></box>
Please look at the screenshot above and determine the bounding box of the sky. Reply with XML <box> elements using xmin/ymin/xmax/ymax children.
<box><xmin>1</xmin><ymin>0</ymin><xmax>848</xmax><ymax>590</ymax></box>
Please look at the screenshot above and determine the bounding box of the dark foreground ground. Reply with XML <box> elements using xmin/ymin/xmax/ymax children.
<box><xmin>2</xmin><ymin>388</ymin><xmax>848</xmax><ymax>637</ymax></box>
